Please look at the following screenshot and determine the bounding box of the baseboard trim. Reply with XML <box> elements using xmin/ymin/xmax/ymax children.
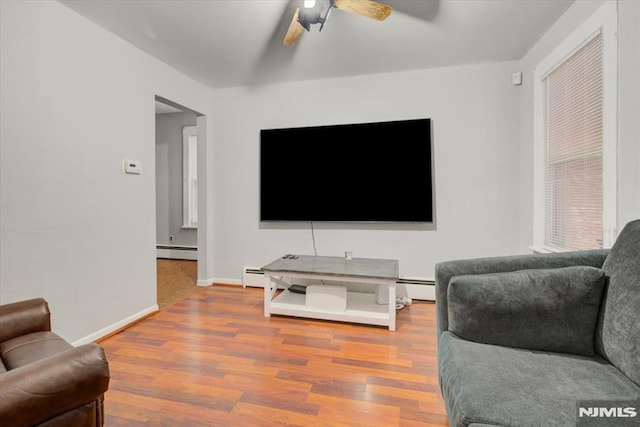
<box><xmin>212</xmin><ymin>277</ymin><xmax>242</xmax><ymax>286</ymax></box>
<box><xmin>73</xmin><ymin>304</ymin><xmax>159</xmax><ymax>346</ymax></box>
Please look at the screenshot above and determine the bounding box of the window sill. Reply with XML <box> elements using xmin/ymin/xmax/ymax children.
<box><xmin>529</xmin><ymin>245</ymin><xmax>569</xmax><ymax>254</ymax></box>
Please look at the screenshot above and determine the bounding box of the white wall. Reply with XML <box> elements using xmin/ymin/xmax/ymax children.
<box><xmin>616</xmin><ymin>0</ymin><xmax>640</xmax><ymax>227</ymax></box>
<box><xmin>211</xmin><ymin>62</ymin><xmax>522</xmax><ymax>281</ymax></box>
<box><xmin>0</xmin><ymin>1</ymin><xmax>215</xmax><ymax>343</ymax></box>
<box><xmin>518</xmin><ymin>0</ymin><xmax>640</xmax><ymax>249</ymax></box>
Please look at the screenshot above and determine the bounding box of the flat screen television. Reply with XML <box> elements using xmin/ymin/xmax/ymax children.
<box><xmin>260</xmin><ymin>118</ymin><xmax>433</xmax><ymax>223</ymax></box>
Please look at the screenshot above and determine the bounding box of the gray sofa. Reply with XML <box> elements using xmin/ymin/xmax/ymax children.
<box><xmin>435</xmin><ymin>220</ymin><xmax>640</xmax><ymax>426</ymax></box>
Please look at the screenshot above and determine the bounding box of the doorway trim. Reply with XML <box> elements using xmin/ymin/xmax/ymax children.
<box><xmin>155</xmin><ymin>95</ymin><xmax>212</xmax><ymax>287</ymax></box>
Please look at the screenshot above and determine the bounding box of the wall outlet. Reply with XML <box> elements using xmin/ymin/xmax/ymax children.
<box><xmin>169</xmin><ymin>235</ymin><xmax>174</xmax><ymax>242</ymax></box>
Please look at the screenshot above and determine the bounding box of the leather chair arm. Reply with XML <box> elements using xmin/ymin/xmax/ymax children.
<box><xmin>0</xmin><ymin>298</ymin><xmax>51</xmax><ymax>343</ymax></box>
<box><xmin>0</xmin><ymin>343</ymin><xmax>110</xmax><ymax>427</ymax></box>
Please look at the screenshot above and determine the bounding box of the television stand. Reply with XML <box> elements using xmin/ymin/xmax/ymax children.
<box><xmin>262</xmin><ymin>255</ymin><xmax>399</xmax><ymax>331</ymax></box>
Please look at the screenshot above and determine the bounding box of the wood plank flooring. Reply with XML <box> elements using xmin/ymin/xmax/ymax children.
<box><xmin>156</xmin><ymin>259</ymin><xmax>200</xmax><ymax>308</ymax></box>
<box><xmin>100</xmin><ymin>285</ymin><xmax>449</xmax><ymax>426</ymax></box>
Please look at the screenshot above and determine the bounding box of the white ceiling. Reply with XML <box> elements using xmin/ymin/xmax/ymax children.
<box><xmin>155</xmin><ymin>100</ymin><xmax>184</xmax><ymax>114</ymax></box>
<box><xmin>59</xmin><ymin>0</ymin><xmax>573</xmax><ymax>89</ymax></box>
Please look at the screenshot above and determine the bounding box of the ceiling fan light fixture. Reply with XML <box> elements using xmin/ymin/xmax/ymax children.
<box><xmin>283</xmin><ymin>0</ymin><xmax>392</xmax><ymax>45</ymax></box>
<box><xmin>298</xmin><ymin>1</ymin><xmax>326</xmax><ymax>32</ymax></box>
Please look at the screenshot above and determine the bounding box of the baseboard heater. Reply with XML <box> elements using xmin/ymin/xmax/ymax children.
<box><xmin>156</xmin><ymin>245</ymin><xmax>197</xmax><ymax>261</ymax></box>
<box><xmin>396</xmin><ymin>277</ymin><xmax>436</xmax><ymax>301</ymax></box>
<box><xmin>242</xmin><ymin>267</ymin><xmax>264</xmax><ymax>287</ymax></box>
<box><xmin>243</xmin><ymin>267</ymin><xmax>290</xmax><ymax>289</ymax></box>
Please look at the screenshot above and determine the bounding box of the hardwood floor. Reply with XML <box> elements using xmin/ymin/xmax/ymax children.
<box><xmin>156</xmin><ymin>259</ymin><xmax>199</xmax><ymax>308</ymax></box>
<box><xmin>100</xmin><ymin>285</ymin><xmax>449</xmax><ymax>426</ymax></box>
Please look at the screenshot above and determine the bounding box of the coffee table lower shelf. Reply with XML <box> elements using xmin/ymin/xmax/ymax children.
<box><xmin>269</xmin><ymin>290</ymin><xmax>391</xmax><ymax>327</ymax></box>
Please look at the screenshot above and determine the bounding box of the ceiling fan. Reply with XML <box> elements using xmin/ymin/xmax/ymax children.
<box><xmin>283</xmin><ymin>0</ymin><xmax>393</xmax><ymax>45</ymax></box>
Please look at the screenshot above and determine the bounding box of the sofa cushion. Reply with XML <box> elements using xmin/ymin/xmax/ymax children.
<box><xmin>438</xmin><ymin>331</ymin><xmax>640</xmax><ymax>427</ymax></box>
<box><xmin>435</xmin><ymin>250</ymin><xmax>609</xmax><ymax>338</ymax></box>
<box><xmin>447</xmin><ymin>266</ymin><xmax>605</xmax><ymax>356</ymax></box>
<box><xmin>597</xmin><ymin>219</ymin><xmax>640</xmax><ymax>386</ymax></box>
<box><xmin>0</xmin><ymin>331</ymin><xmax>72</xmax><ymax>370</ymax></box>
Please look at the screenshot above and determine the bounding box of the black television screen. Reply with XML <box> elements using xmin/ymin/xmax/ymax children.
<box><xmin>260</xmin><ymin>118</ymin><xmax>433</xmax><ymax>223</ymax></box>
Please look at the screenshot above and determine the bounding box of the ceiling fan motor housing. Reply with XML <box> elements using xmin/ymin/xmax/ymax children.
<box><xmin>298</xmin><ymin>1</ymin><xmax>328</xmax><ymax>31</ymax></box>
<box><xmin>285</xmin><ymin>0</ymin><xmax>392</xmax><ymax>44</ymax></box>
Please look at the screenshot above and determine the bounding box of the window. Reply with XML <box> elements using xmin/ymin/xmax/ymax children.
<box><xmin>533</xmin><ymin>1</ymin><xmax>617</xmax><ymax>251</ymax></box>
<box><xmin>182</xmin><ymin>125</ymin><xmax>198</xmax><ymax>228</ymax></box>
<box><xmin>544</xmin><ymin>34</ymin><xmax>603</xmax><ymax>250</ymax></box>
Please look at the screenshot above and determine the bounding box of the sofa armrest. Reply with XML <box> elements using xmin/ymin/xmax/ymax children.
<box><xmin>0</xmin><ymin>343</ymin><xmax>110</xmax><ymax>427</ymax></box>
<box><xmin>434</xmin><ymin>249</ymin><xmax>609</xmax><ymax>337</ymax></box>
<box><xmin>0</xmin><ymin>298</ymin><xmax>51</xmax><ymax>343</ymax></box>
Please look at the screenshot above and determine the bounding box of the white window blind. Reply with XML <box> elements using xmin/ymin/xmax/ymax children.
<box><xmin>543</xmin><ymin>33</ymin><xmax>603</xmax><ymax>251</ymax></box>
<box><xmin>182</xmin><ymin>126</ymin><xmax>198</xmax><ymax>228</ymax></box>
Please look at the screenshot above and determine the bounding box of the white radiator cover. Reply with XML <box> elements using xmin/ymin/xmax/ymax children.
<box><xmin>242</xmin><ymin>267</ymin><xmax>266</xmax><ymax>287</ymax></box>
<box><xmin>156</xmin><ymin>245</ymin><xmax>197</xmax><ymax>261</ymax></box>
<box><xmin>397</xmin><ymin>277</ymin><xmax>436</xmax><ymax>301</ymax></box>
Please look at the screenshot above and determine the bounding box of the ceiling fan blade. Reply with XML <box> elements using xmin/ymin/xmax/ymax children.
<box><xmin>283</xmin><ymin>8</ymin><xmax>305</xmax><ymax>45</ymax></box>
<box><xmin>333</xmin><ymin>0</ymin><xmax>392</xmax><ymax>21</ymax></box>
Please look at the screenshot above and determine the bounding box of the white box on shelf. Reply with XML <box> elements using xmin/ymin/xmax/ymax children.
<box><xmin>306</xmin><ymin>285</ymin><xmax>347</xmax><ymax>312</ymax></box>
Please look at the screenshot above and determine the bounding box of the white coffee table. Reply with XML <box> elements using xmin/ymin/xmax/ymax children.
<box><xmin>262</xmin><ymin>255</ymin><xmax>399</xmax><ymax>331</ymax></box>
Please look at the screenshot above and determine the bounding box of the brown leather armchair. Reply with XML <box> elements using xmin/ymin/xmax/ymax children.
<box><xmin>0</xmin><ymin>298</ymin><xmax>110</xmax><ymax>427</ymax></box>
